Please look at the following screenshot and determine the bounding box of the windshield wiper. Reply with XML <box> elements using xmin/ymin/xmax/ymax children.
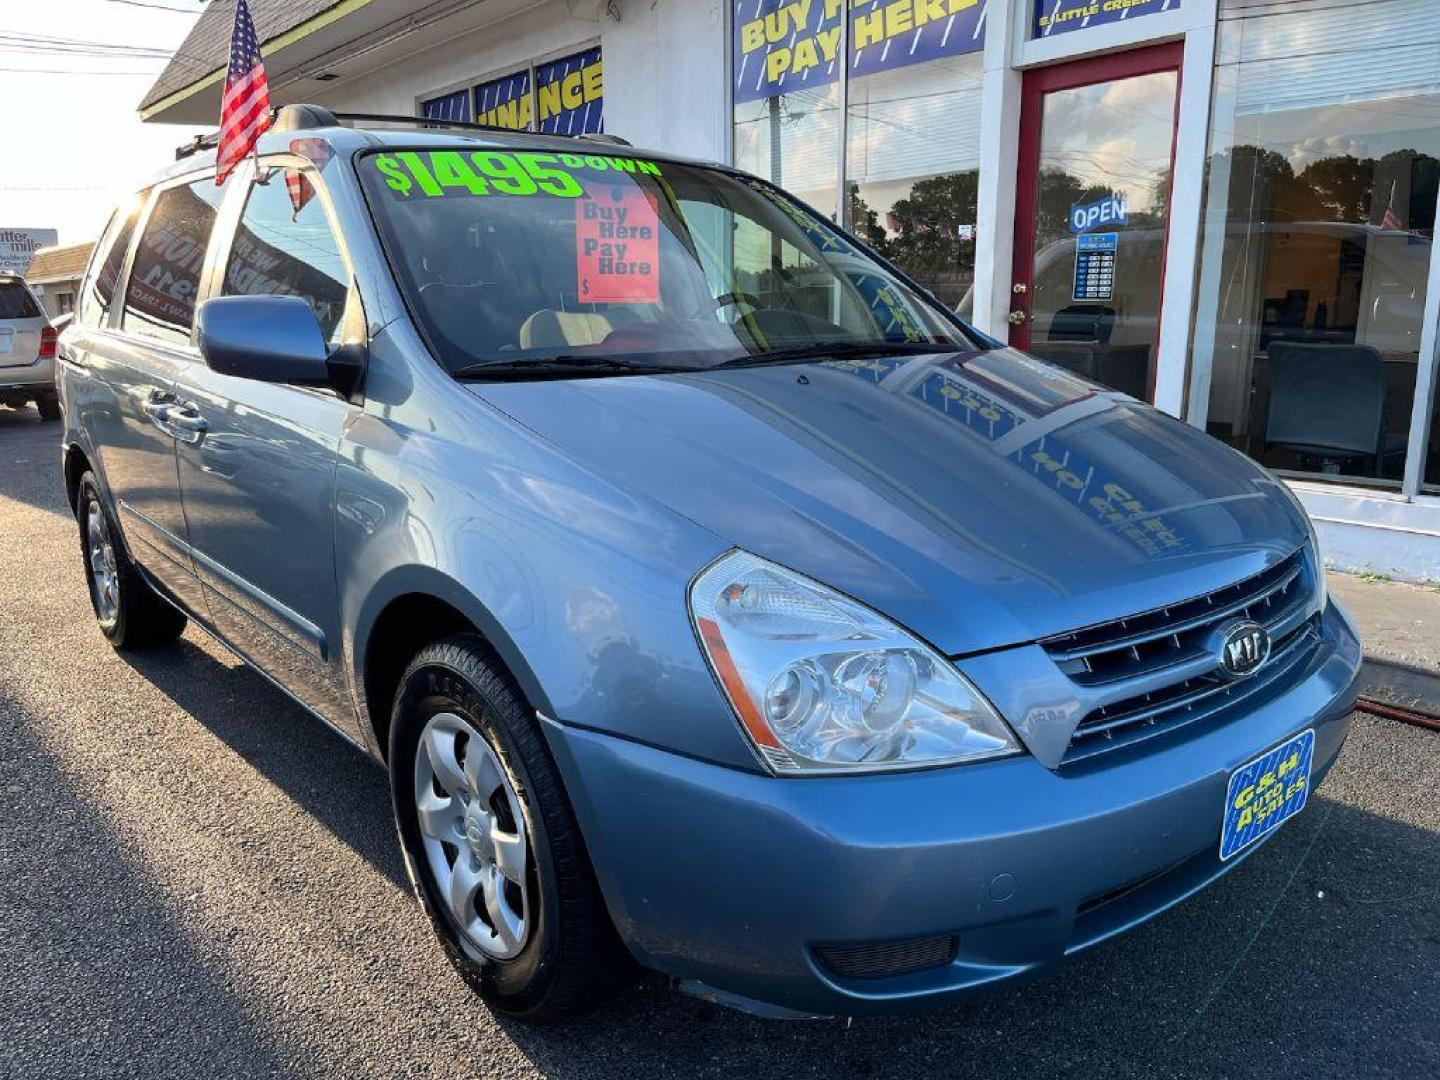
<box><xmin>711</xmin><ymin>341</ymin><xmax>968</xmax><ymax>369</ymax></box>
<box><xmin>450</xmin><ymin>354</ymin><xmax>685</xmax><ymax>381</ymax></box>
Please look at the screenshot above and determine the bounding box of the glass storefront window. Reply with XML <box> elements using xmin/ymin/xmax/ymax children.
<box><xmin>734</xmin><ymin>83</ymin><xmax>841</xmax><ymax>220</ymax></box>
<box><xmin>846</xmin><ymin>51</ymin><xmax>983</xmax><ymax>307</ymax></box>
<box><xmin>731</xmin><ymin>0</ymin><xmax>986</xmax><ymax>224</ymax></box>
<box><xmin>1191</xmin><ymin>0</ymin><xmax>1440</xmax><ymax>488</ymax></box>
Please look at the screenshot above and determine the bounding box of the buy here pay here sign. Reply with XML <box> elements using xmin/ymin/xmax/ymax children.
<box><xmin>576</xmin><ymin>183</ymin><xmax>660</xmax><ymax>303</ymax></box>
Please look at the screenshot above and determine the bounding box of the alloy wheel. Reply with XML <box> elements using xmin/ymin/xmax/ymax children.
<box><xmin>413</xmin><ymin>711</ymin><xmax>532</xmax><ymax>961</ymax></box>
<box><xmin>86</xmin><ymin>499</ymin><xmax>120</xmax><ymax>625</ymax></box>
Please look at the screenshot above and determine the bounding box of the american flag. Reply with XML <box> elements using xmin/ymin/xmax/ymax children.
<box><xmin>1379</xmin><ymin>179</ymin><xmax>1405</xmax><ymax>231</ymax></box>
<box><xmin>285</xmin><ymin>137</ymin><xmax>334</xmax><ymax>218</ymax></box>
<box><xmin>216</xmin><ymin>0</ymin><xmax>272</xmax><ymax>185</ymax></box>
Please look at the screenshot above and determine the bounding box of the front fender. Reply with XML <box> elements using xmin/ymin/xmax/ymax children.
<box><xmin>335</xmin><ymin>381</ymin><xmax>761</xmax><ymax>772</ymax></box>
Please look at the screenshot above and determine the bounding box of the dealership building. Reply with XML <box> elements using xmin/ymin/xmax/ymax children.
<box><xmin>141</xmin><ymin>0</ymin><xmax>1440</xmax><ymax>580</ymax></box>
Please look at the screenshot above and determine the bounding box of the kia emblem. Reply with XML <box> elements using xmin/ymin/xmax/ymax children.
<box><xmin>1214</xmin><ymin>620</ymin><xmax>1271</xmax><ymax>680</ymax></box>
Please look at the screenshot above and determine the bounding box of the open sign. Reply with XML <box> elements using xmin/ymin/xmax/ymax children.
<box><xmin>1068</xmin><ymin>195</ymin><xmax>1128</xmax><ymax>234</ymax></box>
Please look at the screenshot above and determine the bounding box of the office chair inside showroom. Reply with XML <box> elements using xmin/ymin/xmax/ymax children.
<box><xmin>1265</xmin><ymin>341</ymin><xmax>1388</xmax><ymax>475</ymax></box>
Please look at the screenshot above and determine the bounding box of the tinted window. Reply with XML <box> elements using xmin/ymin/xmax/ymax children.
<box><xmin>122</xmin><ymin>179</ymin><xmax>226</xmax><ymax>346</ymax></box>
<box><xmin>222</xmin><ymin>167</ymin><xmax>348</xmax><ymax>340</ymax></box>
<box><xmin>79</xmin><ymin>198</ymin><xmax>143</xmax><ymax>328</ymax></box>
<box><xmin>0</xmin><ymin>281</ymin><xmax>41</xmax><ymax>319</ymax></box>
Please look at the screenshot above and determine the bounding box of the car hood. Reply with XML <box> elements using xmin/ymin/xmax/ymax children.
<box><xmin>468</xmin><ymin>348</ymin><xmax>1309</xmax><ymax>655</ymax></box>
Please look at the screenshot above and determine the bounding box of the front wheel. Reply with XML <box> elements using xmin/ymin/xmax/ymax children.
<box><xmin>76</xmin><ymin>472</ymin><xmax>187</xmax><ymax>650</ymax></box>
<box><xmin>389</xmin><ymin>635</ymin><xmax>617</xmax><ymax>1022</ymax></box>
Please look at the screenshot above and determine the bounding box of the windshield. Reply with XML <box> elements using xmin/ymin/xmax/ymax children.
<box><xmin>358</xmin><ymin>148</ymin><xmax>977</xmax><ymax>375</ymax></box>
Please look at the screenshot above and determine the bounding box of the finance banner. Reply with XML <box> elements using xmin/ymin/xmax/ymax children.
<box><xmin>537</xmin><ymin>47</ymin><xmax>604</xmax><ymax>135</ymax></box>
<box><xmin>433</xmin><ymin>48</ymin><xmax>604</xmax><ymax>135</ymax></box>
<box><xmin>733</xmin><ymin>0</ymin><xmax>987</xmax><ymax>105</ymax></box>
<box><xmin>474</xmin><ymin>69</ymin><xmax>533</xmax><ymax>131</ymax></box>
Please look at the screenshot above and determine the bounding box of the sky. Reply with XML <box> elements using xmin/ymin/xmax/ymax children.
<box><xmin>0</xmin><ymin>0</ymin><xmax>209</xmax><ymax>244</ymax></box>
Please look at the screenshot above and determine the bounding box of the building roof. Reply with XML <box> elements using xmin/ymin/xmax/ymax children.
<box><xmin>140</xmin><ymin>0</ymin><xmax>344</xmax><ymax>115</ymax></box>
<box><xmin>25</xmin><ymin>242</ymin><xmax>93</xmax><ymax>285</ymax></box>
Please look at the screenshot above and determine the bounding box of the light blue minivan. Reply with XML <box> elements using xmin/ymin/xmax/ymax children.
<box><xmin>58</xmin><ymin>107</ymin><xmax>1361</xmax><ymax>1022</ymax></box>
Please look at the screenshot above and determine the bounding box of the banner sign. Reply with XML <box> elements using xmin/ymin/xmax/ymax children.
<box><xmin>733</xmin><ymin>0</ymin><xmax>987</xmax><ymax>105</ymax></box>
<box><xmin>474</xmin><ymin>69</ymin><xmax>533</xmax><ymax>130</ymax></box>
<box><xmin>434</xmin><ymin>47</ymin><xmax>604</xmax><ymax>135</ymax></box>
<box><xmin>1035</xmin><ymin>0</ymin><xmax>1178</xmax><ymax>39</ymax></box>
<box><xmin>1068</xmin><ymin>194</ymin><xmax>1127</xmax><ymax>234</ymax></box>
<box><xmin>537</xmin><ymin>47</ymin><xmax>604</xmax><ymax>135</ymax></box>
<box><xmin>421</xmin><ymin>88</ymin><xmax>472</xmax><ymax>123</ymax></box>
<box><xmin>576</xmin><ymin>182</ymin><xmax>659</xmax><ymax>302</ymax></box>
<box><xmin>369</xmin><ymin>151</ymin><xmax>659</xmax><ymax>201</ymax></box>
<box><xmin>0</xmin><ymin>228</ymin><xmax>57</xmax><ymax>276</ymax></box>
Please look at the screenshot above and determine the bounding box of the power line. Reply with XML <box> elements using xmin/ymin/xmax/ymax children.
<box><xmin>0</xmin><ymin>30</ymin><xmax>216</xmax><ymax>73</ymax></box>
<box><xmin>96</xmin><ymin>0</ymin><xmax>206</xmax><ymax>12</ymax></box>
<box><xmin>0</xmin><ymin>65</ymin><xmax>163</xmax><ymax>75</ymax></box>
<box><xmin>0</xmin><ymin>33</ymin><xmax>177</xmax><ymax>58</ymax></box>
<box><xmin>0</xmin><ymin>45</ymin><xmax>175</xmax><ymax>61</ymax></box>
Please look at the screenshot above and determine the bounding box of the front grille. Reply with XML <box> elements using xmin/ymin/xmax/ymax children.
<box><xmin>814</xmin><ymin>934</ymin><xmax>957</xmax><ymax>980</ymax></box>
<box><xmin>1043</xmin><ymin>550</ymin><xmax>1319</xmax><ymax>763</ymax></box>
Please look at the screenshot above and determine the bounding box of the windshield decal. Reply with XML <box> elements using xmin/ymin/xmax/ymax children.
<box><xmin>371</xmin><ymin>150</ymin><xmax>661</xmax><ymax>200</ymax></box>
<box><xmin>576</xmin><ymin>183</ymin><xmax>660</xmax><ymax>303</ymax></box>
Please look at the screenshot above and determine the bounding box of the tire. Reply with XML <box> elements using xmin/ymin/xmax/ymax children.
<box><xmin>36</xmin><ymin>393</ymin><xmax>60</xmax><ymax>421</ymax></box>
<box><xmin>390</xmin><ymin>634</ymin><xmax>616</xmax><ymax>1022</ymax></box>
<box><xmin>77</xmin><ymin>472</ymin><xmax>187</xmax><ymax>650</ymax></box>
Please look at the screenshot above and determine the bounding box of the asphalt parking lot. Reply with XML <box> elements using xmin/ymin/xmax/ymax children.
<box><xmin>2</xmin><ymin>404</ymin><xmax>1438</xmax><ymax>1080</ymax></box>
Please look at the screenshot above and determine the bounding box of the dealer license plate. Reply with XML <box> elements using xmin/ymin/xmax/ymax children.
<box><xmin>1219</xmin><ymin>729</ymin><xmax>1314</xmax><ymax>861</ymax></box>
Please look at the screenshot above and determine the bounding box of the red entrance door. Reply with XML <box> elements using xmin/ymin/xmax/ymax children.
<box><xmin>1009</xmin><ymin>43</ymin><xmax>1183</xmax><ymax>402</ymax></box>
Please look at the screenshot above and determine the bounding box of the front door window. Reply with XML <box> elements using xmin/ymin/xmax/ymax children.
<box><xmin>1011</xmin><ymin>49</ymin><xmax>1181</xmax><ymax>402</ymax></box>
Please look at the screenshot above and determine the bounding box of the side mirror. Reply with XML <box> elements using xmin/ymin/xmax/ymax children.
<box><xmin>197</xmin><ymin>295</ymin><xmax>331</xmax><ymax>385</ymax></box>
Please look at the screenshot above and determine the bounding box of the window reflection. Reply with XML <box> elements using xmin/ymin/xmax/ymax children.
<box><xmin>734</xmin><ymin>82</ymin><xmax>841</xmax><ymax>220</ymax></box>
<box><xmin>223</xmin><ymin>168</ymin><xmax>349</xmax><ymax>340</ymax></box>
<box><xmin>122</xmin><ymin>179</ymin><xmax>226</xmax><ymax>346</ymax></box>
<box><xmin>846</xmin><ymin>52</ymin><xmax>983</xmax><ymax>307</ymax></box>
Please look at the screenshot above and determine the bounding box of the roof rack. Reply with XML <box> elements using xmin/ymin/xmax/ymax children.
<box><xmin>328</xmin><ymin>110</ymin><xmax>631</xmax><ymax>146</ymax></box>
<box><xmin>175</xmin><ymin>104</ymin><xmax>632</xmax><ymax>161</ymax></box>
<box><xmin>175</xmin><ymin>130</ymin><xmax>221</xmax><ymax>161</ymax></box>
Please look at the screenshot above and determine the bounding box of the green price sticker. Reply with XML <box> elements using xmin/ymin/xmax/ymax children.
<box><xmin>372</xmin><ymin>150</ymin><xmax>662</xmax><ymax>200</ymax></box>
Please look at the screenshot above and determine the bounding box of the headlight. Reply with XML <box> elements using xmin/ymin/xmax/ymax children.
<box><xmin>689</xmin><ymin>551</ymin><xmax>1021</xmax><ymax>775</ymax></box>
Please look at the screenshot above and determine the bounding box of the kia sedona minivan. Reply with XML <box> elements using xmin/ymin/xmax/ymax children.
<box><xmin>57</xmin><ymin>107</ymin><xmax>1361</xmax><ymax>1022</ymax></box>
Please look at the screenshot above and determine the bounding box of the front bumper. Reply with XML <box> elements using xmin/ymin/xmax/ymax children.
<box><xmin>543</xmin><ymin>601</ymin><xmax>1362</xmax><ymax>1017</ymax></box>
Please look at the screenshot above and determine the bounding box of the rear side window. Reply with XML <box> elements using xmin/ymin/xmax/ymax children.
<box><xmin>0</xmin><ymin>281</ymin><xmax>41</xmax><ymax>319</ymax></box>
<box><xmin>122</xmin><ymin>178</ymin><xmax>226</xmax><ymax>346</ymax></box>
<box><xmin>222</xmin><ymin>166</ymin><xmax>349</xmax><ymax>340</ymax></box>
<box><xmin>78</xmin><ymin>196</ymin><xmax>144</xmax><ymax>328</ymax></box>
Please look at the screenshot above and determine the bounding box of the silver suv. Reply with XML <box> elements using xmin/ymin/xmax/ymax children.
<box><xmin>0</xmin><ymin>275</ymin><xmax>58</xmax><ymax>419</ymax></box>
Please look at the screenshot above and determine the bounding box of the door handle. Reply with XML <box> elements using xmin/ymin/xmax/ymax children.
<box><xmin>161</xmin><ymin>403</ymin><xmax>209</xmax><ymax>444</ymax></box>
<box><xmin>142</xmin><ymin>390</ymin><xmax>176</xmax><ymax>431</ymax></box>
